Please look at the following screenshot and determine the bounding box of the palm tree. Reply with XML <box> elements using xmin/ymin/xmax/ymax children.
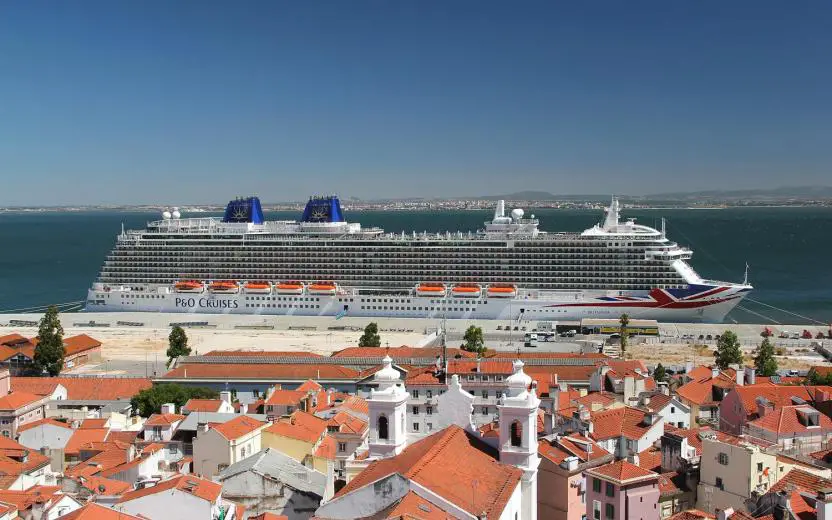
<box><xmin>619</xmin><ymin>313</ymin><xmax>630</xmax><ymax>353</ymax></box>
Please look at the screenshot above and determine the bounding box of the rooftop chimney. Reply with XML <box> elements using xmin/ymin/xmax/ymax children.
<box><xmin>198</xmin><ymin>422</ymin><xmax>209</xmax><ymax>434</ymax></box>
<box><xmin>736</xmin><ymin>368</ymin><xmax>744</xmax><ymax>387</ymax></box>
<box><xmin>711</xmin><ymin>366</ymin><xmax>719</xmax><ymax>379</ymax></box>
<box><xmin>160</xmin><ymin>403</ymin><xmax>176</xmax><ymax>415</ymax></box>
<box><xmin>716</xmin><ymin>508</ymin><xmax>734</xmax><ymax>520</ymax></box>
<box><xmin>685</xmin><ymin>361</ymin><xmax>694</xmax><ymax>376</ymax></box>
<box><xmin>745</xmin><ymin>367</ymin><xmax>756</xmax><ymax>386</ymax></box>
<box><xmin>219</xmin><ymin>391</ymin><xmax>231</xmax><ymax>404</ymax></box>
<box><xmin>817</xmin><ymin>487</ymin><xmax>832</xmax><ymax>520</ymax></box>
<box><xmin>327</xmin><ymin>388</ymin><xmax>334</xmax><ymax>406</ymax></box>
<box><xmin>757</xmin><ymin>397</ymin><xmax>774</xmax><ymax>418</ymax></box>
<box><xmin>772</xmin><ymin>490</ymin><xmax>791</xmax><ymax>520</ymax></box>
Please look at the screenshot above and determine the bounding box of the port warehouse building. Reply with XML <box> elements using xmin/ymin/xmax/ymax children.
<box><xmin>155</xmin><ymin>346</ymin><xmax>634</xmax><ymax>396</ymax></box>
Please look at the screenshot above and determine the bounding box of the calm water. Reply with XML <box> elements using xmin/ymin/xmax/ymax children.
<box><xmin>0</xmin><ymin>207</ymin><xmax>830</xmax><ymax>324</ymax></box>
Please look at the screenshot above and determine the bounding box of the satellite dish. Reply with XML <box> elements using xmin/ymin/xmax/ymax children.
<box><xmin>162</xmin><ymin>211</ymin><xmax>172</xmax><ymax>220</ymax></box>
<box><xmin>171</xmin><ymin>209</ymin><xmax>181</xmax><ymax>219</ymax></box>
<box><xmin>511</xmin><ymin>208</ymin><xmax>524</xmax><ymax>221</ymax></box>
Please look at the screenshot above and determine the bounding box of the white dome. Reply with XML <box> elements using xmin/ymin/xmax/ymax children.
<box><xmin>162</xmin><ymin>211</ymin><xmax>172</xmax><ymax>220</ymax></box>
<box><xmin>171</xmin><ymin>210</ymin><xmax>181</xmax><ymax>219</ymax></box>
<box><xmin>506</xmin><ymin>359</ymin><xmax>532</xmax><ymax>389</ymax></box>
<box><xmin>374</xmin><ymin>355</ymin><xmax>400</xmax><ymax>382</ymax></box>
<box><xmin>511</xmin><ymin>208</ymin><xmax>524</xmax><ymax>221</ymax></box>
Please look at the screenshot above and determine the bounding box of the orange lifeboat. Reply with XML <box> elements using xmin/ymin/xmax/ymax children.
<box><xmin>308</xmin><ymin>281</ymin><xmax>337</xmax><ymax>295</ymax></box>
<box><xmin>174</xmin><ymin>280</ymin><xmax>204</xmax><ymax>293</ymax></box>
<box><xmin>487</xmin><ymin>284</ymin><xmax>517</xmax><ymax>298</ymax></box>
<box><xmin>208</xmin><ymin>280</ymin><xmax>239</xmax><ymax>293</ymax></box>
<box><xmin>451</xmin><ymin>283</ymin><xmax>482</xmax><ymax>298</ymax></box>
<box><xmin>275</xmin><ymin>281</ymin><xmax>305</xmax><ymax>295</ymax></box>
<box><xmin>416</xmin><ymin>283</ymin><xmax>446</xmax><ymax>297</ymax></box>
<box><xmin>243</xmin><ymin>281</ymin><xmax>272</xmax><ymax>294</ymax></box>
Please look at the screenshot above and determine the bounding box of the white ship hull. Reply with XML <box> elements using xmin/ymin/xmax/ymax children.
<box><xmin>86</xmin><ymin>283</ymin><xmax>749</xmax><ymax>323</ymax></box>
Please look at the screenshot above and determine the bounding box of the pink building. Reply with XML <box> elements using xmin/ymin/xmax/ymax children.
<box><xmin>585</xmin><ymin>460</ymin><xmax>660</xmax><ymax>520</ymax></box>
<box><xmin>538</xmin><ymin>434</ymin><xmax>614</xmax><ymax>520</ymax></box>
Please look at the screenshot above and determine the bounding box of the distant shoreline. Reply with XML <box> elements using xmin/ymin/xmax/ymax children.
<box><xmin>2</xmin><ymin>203</ymin><xmax>832</xmax><ymax>214</ymax></box>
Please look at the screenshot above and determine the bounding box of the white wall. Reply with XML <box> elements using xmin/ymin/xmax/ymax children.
<box><xmin>117</xmin><ymin>489</ymin><xmax>213</xmax><ymax>520</ymax></box>
<box><xmin>18</xmin><ymin>424</ymin><xmax>72</xmax><ymax>451</ymax></box>
<box><xmin>658</xmin><ymin>400</ymin><xmax>690</xmax><ymax>429</ymax></box>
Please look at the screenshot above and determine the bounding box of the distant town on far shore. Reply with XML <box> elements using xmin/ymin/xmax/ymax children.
<box><xmin>3</xmin><ymin>186</ymin><xmax>832</xmax><ymax>213</ymax></box>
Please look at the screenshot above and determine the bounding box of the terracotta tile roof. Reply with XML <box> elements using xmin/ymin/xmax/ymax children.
<box><xmin>65</xmin><ymin>447</ymin><xmax>129</xmax><ymax>477</ymax></box>
<box><xmin>585</xmin><ymin>459</ymin><xmax>659</xmax><ymax>484</ymax></box>
<box><xmin>0</xmin><ymin>489</ymin><xmax>44</xmax><ymax>511</ymax></box>
<box><xmin>16</xmin><ymin>418</ymin><xmax>71</xmax><ymax>433</ymax></box>
<box><xmin>60</xmin><ymin>334</ymin><xmax>102</xmax><ymax>356</ymax></box>
<box><xmin>335</xmin><ymin>425</ymin><xmax>522</xmax><ymax>518</ymax></box>
<box><xmin>163</xmin><ymin>363</ymin><xmax>360</xmax><ymax>380</ymax></box>
<box><xmin>11</xmin><ymin>376</ymin><xmax>152</xmax><ymax>400</ymax></box>
<box><xmin>64</xmin><ymin>429</ymin><xmax>110</xmax><ymax>456</ymax></box>
<box><xmin>589</xmin><ymin>406</ymin><xmax>657</xmax><ymax>441</ymax></box>
<box><xmin>204</xmin><ymin>350</ymin><xmax>323</xmax><ymax>358</ymax></box>
<box><xmin>770</xmin><ymin>468</ymin><xmax>832</xmax><ymax>495</ymax></box>
<box><xmin>0</xmin><ymin>334</ymin><xmax>29</xmax><ymax>347</ymax></box>
<box><xmin>733</xmin><ymin>385</ymin><xmax>832</xmax><ymax>417</ymax></box>
<box><xmin>183</xmin><ymin>399</ymin><xmax>226</xmax><ymax>413</ymax></box>
<box><xmin>58</xmin><ymin>502</ymin><xmax>145</xmax><ymax>519</ymax></box>
<box><xmin>314</xmin><ymin>435</ymin><xmax>337</xmax><ymax>460</ymax></box>
<box><xmin>404</xmin><ymin>366</ymin><xmax>443</xmax><ymax>386</ymax></box>
<box><xmin>210</xmin><ymin>415</ymin><xmax>266</xmax><ymax>441</ymax></box>
<box><xmin>79</xmin><ymin>418</ymin><xmax>108</xmax><ymax>429</ymax></box>
<box><xmin>297</xmin><ymin>379</ymin><xmax>324</xmax><ymax>392</ymax></box>
<box><xmin>538</xmin><ymin>435</ymin><xmax>610</xmax><ymax>465</ymax></box>
<box><xmin>266</xmin><ymin>389</ymin><xmax>308</xmax><ymax>406</ymax></box>
<box><xmin>78</xmin><ymin>475</ymin><xmax>132</xmax><ymax>496</ymax></box>
<box><xmin>643</xmin><ymin>393</ymin><xmax>674</xmax><ymax>413</ymax></box>
<box><xmin>144</xmin><ymin>413</ymin><xmax>185</xmax><ymax>426</ymax></box>
<box><xmin>573</xmin><ymin>391</ymin><xmax>619</xmax><ymax>410</ymax></box>
<box><xmin>748</xmin><ymin>405</ymin><xmax>832</xmax><ymax>435</ymax></box>
<box><xmin>668</xmin><ymin>509</ymin><xmax>715</xmax><ymax>520</ymax></box>
<box><xmin>118</xmin><ymin>474</ymin><xmax>221</xmax><ymax>504</ymax></box>
<box><xmin>327</xmin><ymin>411</ymin><xmax>367</xmax><ymax>435</ymax></box>
<box><xmin>638</xmin><ymin>447</ymin><xmax>663</xmax><ymax>472</ymax></box>
<box><xmin>265</xmin><ymin>411</ymin><xmax>327</xmax><ymax>443</ymax></box>
<box><xmin>675</xmin><ymin>372</ymin><xmax>737</xmax><ymax>406</ymax></box>
<box><xmin>0</xmin><ymin>391</ymin><xmax>44</xmax><ymax>411</ymax></box>
<box><xmin>331</xmin><ymin>346</ymin><xmax>474</xmax><ymax>359</ymax></box>
<box><xmin>490</xmin><ymin>352</ymin><xmax>609</xmax><ymax>359</ymax></box>
<box><xmin>0</xmin><ymin>450</ymin><xmax>50</xmax><ymax>479</ymax></box>
<box><xmin>809</xmin><ymin>448</ymin><xmax>832</xmax><ymax>464</ymax></box>
<box><xmin>383</xmin><ymin>490</ymin><xmax>453</xmax><ymax>519</ymax></box>
<box><xmin>658</xmin><ymin>471</ymin><xmax>688</xmax><ymax>496</ymax></box>
<box><xmin>108</xmin><ymin>430</ymin><xmax>139</xmax><ymax>444</ymax></box>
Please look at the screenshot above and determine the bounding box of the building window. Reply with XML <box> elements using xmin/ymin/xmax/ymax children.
<box><xmin>605</xmin><ymin>503</ymin><xmax>614</xmax><ymax>519</ymax></box>
<box><xmin>412</xmin><ymin>406</ymin><xmax>419</xmax><ymax>415</ymax></box>
<box><xmin>482</xmin><ymin>407</ymin><xmax>489</xmax><ymax>415</ymax></box>
<box><xmin>413</xmin><ymin>423</ymin><xmax>420</xmax><ymax>432</ymax></box>
<box><xmin>715</xmin><ymin>477</ymin><xmax>724</xmax><ymax>490</ymax></box>
<box><xmin>427</xmin><ymin>390</ymin><xmax>433</xmax><ymax>398</ymax></box>
<box><xmin>426</xmin><ymin>406</ymin><xmax>433</xmax><ymax>415</ymax></box>
<box><xmin>338</xmin><ymin>442</ymin><xmax>347</xmax><ymax>452</ymax></box>
<box><xmin>378</xmin><ymin>415</ymin><xmax>389</xmax><ymax>440</ymax></box>
<box><xmin>510</xmin><ymin>421</ymin><xmax>522</xmax><ymax>447</ymax></box>
<box><xmin>482</xmin><ymin>390</ymin><xmax>488</xmax><ymax>399</ymax></box>
<box><xmin>606</xmin><ymin>482</ymin><xmax>614</xmax><ymax>497</ymax></box>
<box><xmin>593</xmin><ymin>478</ymin><xmax>601</xmax><ymax>492</ymax></box>
<box><xmin>593</xmin><ymin>500</ymin><xmax>601</xmax><ymax>520</ymax></box>
<box><xmin>412</xmin><ymin>389</ymin><xmax>419</xmax><ymax>398</ymax></box>
<box><xmin>718</xmin><ymin>453</ymin><xmax>729</xmax><ymax>465</ymax></box>
<box><xmin>670</xmin><ymin>406</ymin><xmax>675</xmax><ymax>413</ymax></box>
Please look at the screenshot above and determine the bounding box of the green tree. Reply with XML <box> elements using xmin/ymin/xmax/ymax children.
<box><xmin>462</xmin><ymin>325</ymin><xmax>485</xmax><ymax>355</ymax></box>
<box><xmin>358</xmin><ymin>322</ymin><xmax>381</xmax><ymax>347</ymax></box>
<box><xmin>619</xmin><ymin>313</ymin><xmax>630</xmax><ymax>353</ymax></box>
<box><xmin>130</xmin><ymin>384</ymin><xmax>218</xmax><ymax>417</ymax></box>
<box><xmin>753</xmin><ymin>337</ymin><xmax>778</xmax><ymax>377</ymax></box>
<box><xmin>34</xmin><ymin>305</ymin><xmax>65</xmax><ymax>376</ymax></box>
<box><xmin>653</xmin><ymin>363</ymin><xmax>667</xmax><ymax>383</ymax></box>
<box><xmin>166</xmin><ymin>325</ymin><xmax>191</xmax><ymax>363</ymax></box>
<box><xmin>808</xmin><ymin>368</ymin><xmax>832</xmax><ymax>386</ymax></box>
<box><xmin>714</xmin><ymin>330</ymin><xmax>743</xmax><ymax>370</ymax></box>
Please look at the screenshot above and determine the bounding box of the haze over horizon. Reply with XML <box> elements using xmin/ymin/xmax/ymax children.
<box><xmin>1</xmin><ymin>1</ymin><xmax>830</xmax><ymax>206</ymax></box>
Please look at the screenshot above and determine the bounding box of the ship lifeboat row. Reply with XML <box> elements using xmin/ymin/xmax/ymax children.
<box><xmin>415</xmin><ymin>283</ymin><xmax>518</xmax><ymax>298</ymax></box>
<box><xmin>173</xmin><ymin>280</ymin><xmax>338</xmax><ymax>295</ymax></box>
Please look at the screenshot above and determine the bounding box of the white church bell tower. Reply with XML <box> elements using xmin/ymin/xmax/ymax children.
<box><xmin>367</xmin><ymin>355</ymin><xmax>409</xmax><ymax>459</ymax></box>
<box><xmin>498</xmin><ymin>359</ymin><xmax>540</xmax><ymax>520</ymax></box>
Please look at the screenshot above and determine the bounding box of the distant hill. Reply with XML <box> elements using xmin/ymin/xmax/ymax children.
<box><xmin>475</xmin><ymin>191</ymin><xmax>559</xmax><ymax>201</ymax></box>
<box><xmin>645</xmin><ymin>186</ymin><xmax>832</xmax><ymax>200</ymax></box>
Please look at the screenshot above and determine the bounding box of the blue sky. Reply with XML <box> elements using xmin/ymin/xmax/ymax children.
<box><xmin>0</xmin><ymin>1</ymin><xmax>830</xmax><ymax>205</ymax></box>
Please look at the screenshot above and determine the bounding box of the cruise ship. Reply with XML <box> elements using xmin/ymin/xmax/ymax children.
<box><xmin>85</xmin><ymin>195</ymin><xmax>751</xmax><ymax>322</ymax></box>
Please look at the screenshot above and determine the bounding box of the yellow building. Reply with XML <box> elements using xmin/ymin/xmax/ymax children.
<box><xmin>262</xmin><ymin>410</ymin><xmax>332</xmax><ymax>474</ymax></box>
